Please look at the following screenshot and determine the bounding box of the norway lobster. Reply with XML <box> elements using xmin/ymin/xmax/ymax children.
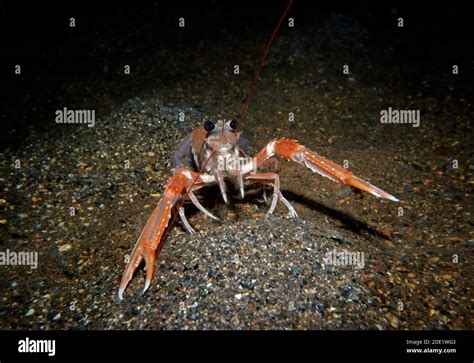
<box><xmin>118</xmin><ymin>118</ymin><xmax>398</xmax><ymax>299</ymax></box>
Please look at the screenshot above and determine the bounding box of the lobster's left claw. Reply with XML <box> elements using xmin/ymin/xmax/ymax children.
<box><xmin>256</xmin><ymin>138</ymin><xmax>399</xmax><ymax>202</ymax></box>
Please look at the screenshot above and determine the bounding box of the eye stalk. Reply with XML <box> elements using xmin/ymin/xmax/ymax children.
<box><xmin>204</xmin><ymin>120</ymin><xmax>215</xmax><ymax>132</ymax></box>
<box><xmin>229</xmin><ymin>118</ymin><xmax>238</xmax><ymax>130</ymax></box>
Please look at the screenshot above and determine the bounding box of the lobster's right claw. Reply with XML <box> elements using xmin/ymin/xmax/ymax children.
<box><xmin>118</xmin><ymin>243</ymin><xmax>157</xmax><ymax>300</ymax></box>
<box><xmin>118</xmin><ymin>166</ymin><xmax>209</xmax><ymax>300</ymax></box>
<box><xmin>118</xmin><ymin>172</ymin><xmax>187</xmax><ymax>300</ymax></box>
<box><xmin>117</xmin><ymin>198</ymin><xmax>169</xmax><ymax>300</ymax></box>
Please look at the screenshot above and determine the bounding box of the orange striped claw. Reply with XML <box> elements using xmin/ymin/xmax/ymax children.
<box><xmin>256</xmin><ymin>137</ymin><xmax>399</xmax><ymax>203</ymax></box>
<box><xmin>118</xmin><ymin>166</ymin><xmax>207</xmax><ymax>300</ymax></box>
<box><xmin>117</xmin><ymin>199</ymin><xmax>170</xmax><ymax>300</ymax></box>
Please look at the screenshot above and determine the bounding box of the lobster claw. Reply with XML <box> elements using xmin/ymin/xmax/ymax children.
<box><xmin>118</xmin><ymin>168</ymin><xmax>190</xmax><ymax>300</ymax></box>
<box><xmin>256</xmin><ymin>138</ymin><xmax>399</xmax><ymax>202</ymax></box>
<box><xmin>118</xmin><ymin>198</ymin><xmax>170</xmax><ymax>300</ymax></box>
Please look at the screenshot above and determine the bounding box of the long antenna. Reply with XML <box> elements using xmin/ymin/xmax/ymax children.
<box><xmin>237</xmin><ymin>0</ymin><xmax>294</xmax><ymax>129</ymax></box>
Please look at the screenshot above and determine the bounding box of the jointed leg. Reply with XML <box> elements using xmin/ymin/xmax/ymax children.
<box><xmin>188</xmin><ymin>190</ymin><xmax>220</xmax><ymax>220</ymax></box>
<box><xmin>178</xmin><ymin>185</ymin><xmax>220</xmax><ymax>234</ymax></box>
<box><xmin>245</xmin><ymin>172</ymin><xmax>298</xmax><ymax>219</ymax></box>
<box><xmin>255</xmin><ymin>156</ymin><xmax>279</xmax><ymax>203</ymax></box>
<box><xmin>178</xmin><ymin>207</ymin><xmax>195</xmax><ymax>233</ymax></box>
<box><xmin>214</xmin><ymin>169</ymin><xmax>228</xmax><ymax>204</ymax></box>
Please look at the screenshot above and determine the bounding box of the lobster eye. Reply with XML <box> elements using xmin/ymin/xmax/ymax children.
<box><xmin>204</xmin><ymin>120</ymin><xmax>215</xmax><ymax>132</ymax></box>
<box><xmin>229</xmin><ymin>119</ymin><xmax>238</xmax><ymax>130</ymax></box>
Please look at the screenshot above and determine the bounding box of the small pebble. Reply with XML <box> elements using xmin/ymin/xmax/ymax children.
<box><xmin>26</xmin><ymin>308</ymin><xmax>35</xmax><ymax>317</ymax></box>
<box><xmin>58</xmin><ymin>244</ymin><xmax>73</xmax><ymax>253</ymax></box>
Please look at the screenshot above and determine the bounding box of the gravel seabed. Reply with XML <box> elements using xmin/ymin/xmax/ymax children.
<box><xmin>0</xmin><ymin>17</ymin><xmax>472</xmax><ymax>330</ymax></box>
